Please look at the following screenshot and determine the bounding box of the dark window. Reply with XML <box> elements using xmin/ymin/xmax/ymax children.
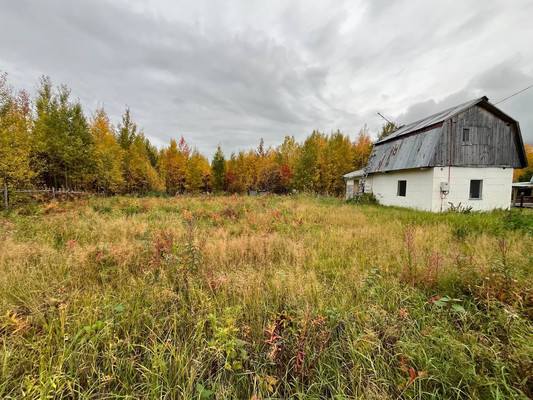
<box><xmin>397</xmin><ymin>180</ymin><xmax>407</xmax><ymax>197</ymax></box>
<box><xmin>462</xmin><ymin>128</ymin><xmax>470</xmax><ymax>143</ymax></box>
<box><xmin>469</xmin><ymin>180</ymin><xmax>482</xmax><ymax>199</ymax></box>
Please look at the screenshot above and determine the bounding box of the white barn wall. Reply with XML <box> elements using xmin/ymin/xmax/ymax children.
<box><xmin>431</xmin><ymin>167</ymin><xmax>513</xmax><ymax>211</ymax></box>
<box><xmin>364</xmin><ymin>167</ymin><xmax>513</xmax><ymax>211</ymax></box>
<box><xmin>363</xmin><ymin>175</ymin><xmax>373</xmax><ymax>194</ymax></box>
<box><xmin>370</xmin><ymin>169</ymin><xmax>434</xmax><ymax>210</ymax></box>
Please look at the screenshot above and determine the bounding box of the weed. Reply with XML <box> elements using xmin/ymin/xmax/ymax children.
<box><xmin>0</xmin><ymin>195</ymin><xmax>532</xmax><ymax>398</ymax></box>
<box><xmin>447</xmin><ymin>202</ymin><xmax>474</xmax><ymax>213</ymax></box>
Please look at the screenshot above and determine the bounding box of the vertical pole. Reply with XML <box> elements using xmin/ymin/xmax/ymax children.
<box><xmin>3</xmin><ymin>183</ymin><xmax>8</xmax><ymax>209</ymax></box>
<box><xmin>520</xmin><ymin>194</ymin><xmax>524</xmax><ymax>209</ymax></box>
<box><xmin>52</xmin><ymin>187</ymin><xmax>56</xmax><ymax>199</ymax></box>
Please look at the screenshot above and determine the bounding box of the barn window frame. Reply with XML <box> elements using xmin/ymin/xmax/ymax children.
<box><xmin>397</xmin><ymin>180</ymin><xmax>407</xmax><ymax>197</ymax></box>
<box><xmin>462</xmin><ymin>128</ymin><xmax>471</xmax><ymax>145</ymax></box>
<box><xmin>469</xmin><ymin>179</ymin><xmax>483</xmax><ymax>200</ymax></box>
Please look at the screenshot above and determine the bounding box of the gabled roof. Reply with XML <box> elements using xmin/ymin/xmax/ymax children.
<box><xmin>342</xmin><ymin>169</ymin><xmax>365</xmax><ymax>179</ymax></box>
<box><xmin>367</xmin><ymin>96</ymin><xmax>528</xmax><ymax>172</ymax></box>
<box><xmin>376</xmin><ymin>96</ymin><xmax>488</xmax><ymax>144</ymax></box>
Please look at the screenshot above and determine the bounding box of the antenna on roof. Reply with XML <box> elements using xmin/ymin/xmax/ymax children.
<box><xmin>377</xmin><ymin>112</ymin><xmax>393</xmax><ymax>124</ymax></box>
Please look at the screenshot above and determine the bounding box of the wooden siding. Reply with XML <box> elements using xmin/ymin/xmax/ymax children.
<box><xmin>430</xmin><ymin>105</ymin><xmax>523</xmax><ymax>168</ymax></box>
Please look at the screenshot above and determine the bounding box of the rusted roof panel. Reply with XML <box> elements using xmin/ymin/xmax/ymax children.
<box><xmin>376</xmin><ymin>97</ymin><xmax>487</xmax><ymax>144</ymax></box>
<box><xmin>367</xmin><ymin>125</ymin><xmax>443</xmax><ymax>173</ymax></box>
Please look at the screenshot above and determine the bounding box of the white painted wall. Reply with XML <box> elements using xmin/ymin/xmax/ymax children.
<box><xmin>363</xmin><ymin>175</ymin><xmax>373</xmax><ymax>194</ymax></box>
<box><xmin>365</xmin><ymin>167</ymin><xmax>513</xmax><ymax>211</ymax></box>
<box><xmin>431</xmin><ymin>167</ymin><xmax>513</xmax><ymax>211</ymax></box>
<box><xmin>370</xmin><ymin>169</ymin><xmax>434</xmax><ymax>210</ymax></box>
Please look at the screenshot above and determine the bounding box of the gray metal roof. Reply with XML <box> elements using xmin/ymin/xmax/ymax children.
<box><xmin>342</xmin><ymin>169</ymin><xmax>365</xmax><ymax>179</ymax></box>
<box><xmin>376</xmin><ymin>96</ymin><xmax>487</xmax><ymax>144</ymax></box>
<box><xmin>367</xmin><ymin>125</ymin><xmax>442</xmax><ymax>173</ymax></box>
<box><xmin>513</xmin><ymin>182</ymin><xmax>533</xmax><ymax>187</ymax></box>
<box><xmin>512</xmin><ymin>176</ymin><xmax>533</xmax><ymax>187</ymax></box>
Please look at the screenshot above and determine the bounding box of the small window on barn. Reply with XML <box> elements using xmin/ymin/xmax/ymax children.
<box><xmin>397</xmin><ymin>180</ymin><xmax>407</xmax><ymax>197</ymax></box>
<box><xmin>462</xmin><ymin>128</ymin><xmax>470</xmax><ymax>144</ymax></box>
<box><xmin>469</xmin><ymin>180</ymin><xmax>483</xmax><ymax>199</ymax></box>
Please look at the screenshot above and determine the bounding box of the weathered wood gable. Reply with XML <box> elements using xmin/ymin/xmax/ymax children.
<box><xmin>367</xmin><ymin>97</ymin><xmax>527</xmax><ymax>174</ymax></box>
<box><xmin>431</xmin><ymin>104</ymin><xmax>526</xmax><ymax>168</ymax></box>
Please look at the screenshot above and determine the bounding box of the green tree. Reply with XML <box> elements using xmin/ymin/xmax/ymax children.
<box><xmin>33</xmin><ymin>77</ymin><xmax>94</xmax><ymax>189</ymax></box>
<box><xmin>117</xmin><ymin>107</ymin><xmax>162</xmax><ymax>193</ymax></box>
<box><xmin>377</xmin><ymin>121</ymin><xmax>400</xmax><ymax>141</ymax></box>
<box><xmin>117</xmin><ymin>107</ymin><xmax>137</xmax><ymax>150</ymax></box>
<box><xmin>211</xmin><ymin>146</ymin><xmax>226</xmax><ymax>192</ymax></box>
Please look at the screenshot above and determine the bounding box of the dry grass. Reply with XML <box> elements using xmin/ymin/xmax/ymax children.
<box><xmin>1</xmin><ymin>195</ymin><xmax>532</xmax><ymax>399</ymax></box>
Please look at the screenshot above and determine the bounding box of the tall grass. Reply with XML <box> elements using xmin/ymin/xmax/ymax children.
<box><xmin>1</xmin><ymin>195</ymin><xmax>532</xmax><ymax>399</ymax></box>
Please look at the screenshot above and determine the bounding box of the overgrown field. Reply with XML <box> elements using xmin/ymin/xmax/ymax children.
<box><xmin>1</xmin><ymin>195</ymin><xmax>532</xmax><ymax>399</ymax></box>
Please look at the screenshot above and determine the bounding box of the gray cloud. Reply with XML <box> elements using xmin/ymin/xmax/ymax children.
<box><xmin>1</xmin><ymin>0</ymin><xmax>532</xmax><ymax>158</ymax></box>
<box><xmin>395</xmin><ymin>58</ymin><xmax>533</xmax><ymax>142</ymax></box>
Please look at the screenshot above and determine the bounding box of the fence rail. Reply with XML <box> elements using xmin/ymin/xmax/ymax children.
<box><xmin>2</xmin><ymin>183</ymin><xmax>92</xmax><ymax>209</ymax></box>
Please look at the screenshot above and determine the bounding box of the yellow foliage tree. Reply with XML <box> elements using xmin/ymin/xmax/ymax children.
<box><xmin>353</xmin><ymin>125</ymin><xmax>372</xmax><ymax>169</ymax></box>
<box><xmin>122</xmin><ymin>135</ymin><xmax>164</xmax><ymax>193</ymax></box>
<box><xmin>161</xmin><ymin>138</ymin><xmax>189</xmax><ymax>194</ymax></box>
<box><xmin>89</xmin><ymin>107</ymin><xmax>124</xmax><ymax>193</ymax></box>
<box><xmin>188</xmin><ymin>149</ymin><xmax>211</xmax><ymax>193</ymax></box>
<box><xmin>0</xmin><ymin>73</ymin><xmax>35</xmax><ymax>188</ymax></box>
<box><xmin>513</xmin><ymin>143</ymin><xmax>533</xmax><ymax>182</ymax></box>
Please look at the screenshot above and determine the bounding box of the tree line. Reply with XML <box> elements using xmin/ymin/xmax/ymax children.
<box><xmin>0</xmin><ymin>72</ymin><xmax>375</xmax><ymax>196</ymax></box>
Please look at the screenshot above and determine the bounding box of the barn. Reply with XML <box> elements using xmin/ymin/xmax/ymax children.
<box><xmin>344</xmin><ymin>96</ymin><xmax>528</xmax><ymax>211</ymax></box>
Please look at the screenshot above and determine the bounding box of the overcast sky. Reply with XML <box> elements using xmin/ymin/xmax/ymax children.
<box><xmin>1</xmin><ymin>0</ymin><xmax>532</xmax><ymax>157</ymax></box>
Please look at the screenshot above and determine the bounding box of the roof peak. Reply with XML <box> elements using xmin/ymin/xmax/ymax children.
<box><xmin>376</xmin><ymin>96</ymin><xmax>489</xmax><ymax>144</ymax></box>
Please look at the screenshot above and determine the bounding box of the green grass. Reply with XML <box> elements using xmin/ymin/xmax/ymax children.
<box><xmin>1</xmin><ymin>195</ymin><xmax>532</xmax><ymax>399</ymax></box>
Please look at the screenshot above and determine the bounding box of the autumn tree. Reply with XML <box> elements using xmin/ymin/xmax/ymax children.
<box><xmin>274</xmin><ymin>136</ymin><xmax>299</xmax><ymax>190</ymax></box>
<box><xmin>258</xmin><ymin>161</ymin><xmax>285</xmax><ymax>193</ymax></box>
<box><xmin>353</xmin><ymin>125</ymin><xmax>373</xmax><ymax>169</ymax></box>
<box><xmin>324</xmin><ymin>130</ymin><xmax>355</xmax><ymax>195</ymax></box>
<box><xmin>293</xmin><ymin>131</ymin><xmax>322</xmax><ymax>192</ymax></box>
<box><xmin>0</xmin><ymin>72</ymin><xmax>35</xmax><ymax>188</ymax></box>
<box><xmin>1</xmin><ymin>72</ymin><xmax>390</xmax><ymax>197</ymax></box>
<box><xmin>226</xmin><ymin>152</ymin><xmax>247</xmax><ymax>193</ymax></box>
<box><xmin>89</xmin><ymin>106</ymin><xmax>124</xmax><ymax>193</ymax></box>
<box><xmin>117</xmin><ymin>107</ymin><xmax>162</xmax><ymax>193</ymax></box>
<box><xmin>513</xmin><ymin>143</ymin><xmax>533</xmax><ymax>182</ymax></box>
<box><xmin>188</xmin><ymin>149</ymin><xmax>211</xmax><ymax>193</ymax></box>
<box><xmin>161</xmin><ymin>138</ymin><xmax>189</xmax><ymax>194</ymax></box>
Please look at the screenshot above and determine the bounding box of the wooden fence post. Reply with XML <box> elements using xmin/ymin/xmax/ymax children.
<box><xmin>3</xmin><ymin>184</ymin><xmax>8</xmax><ymax>209</ymax></box>
<box><xmin>52</xmin><ymin>187</ymin><xmax>56</xmax><ymax>199</ymax></box>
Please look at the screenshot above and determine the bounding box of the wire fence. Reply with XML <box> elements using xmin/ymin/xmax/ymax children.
<box><xmin>2</xmin><ymin>184</ymin><xmax>101</xmax><ymax>209</ymax></box>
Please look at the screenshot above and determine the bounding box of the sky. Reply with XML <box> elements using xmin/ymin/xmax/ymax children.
<box><xmin>1</xmin><ymin>0</ymin><xmax>532</xmax><ymax>157</ymax></box>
